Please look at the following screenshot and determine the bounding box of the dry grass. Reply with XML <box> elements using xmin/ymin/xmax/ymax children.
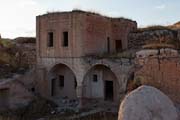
<box><xmin>136</xmin><ymin>25</ymin><xmax>172</xmax><ymax>33</ymax></box>
<box><xmin>0</xmin><ymin>38</ymin><xmax>14</xmax><ymax>48</ymax></box>
<box><xmin>0</xmin><ymin>39</ymin><xmax>16</xmax><ymax>65</ymax></box>
<box><xmin>45</xmin><ymin>9</ymin><xmax>134</xmax><ymax>22</ymax></box>
<box><xmin>142</xmin><ymin>43</ymin><xmax>175</xmax><ymax>49</ymax></box>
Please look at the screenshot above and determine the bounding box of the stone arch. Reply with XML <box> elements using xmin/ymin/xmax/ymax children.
<box><xmin>48</xmin><ymin>63</ymin><xmax>77</xmax><ymax>99</ymax></box>
<box><xmin>82</xmin><ymin>64</ymin><xmax>120</xmax><ymax>102</ymax></box>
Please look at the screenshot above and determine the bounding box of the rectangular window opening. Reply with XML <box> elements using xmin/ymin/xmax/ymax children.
<box><xmin>63</xmin><ymin>31</ymin><xmax>68</xmax><ymax>47</ymax></box>
<box><xmin>105</xmin><ymin>81</ymin><xmax>114</xmax><ymax>101</ymax></box>
<box><xmin>47</xmin><ymin>32</ymin><xmax>54</xmax><ymax>47</ymax></box>
<box><xmin>51</xmin><ymin>78</ymin><xmax>56</xmax><ymax>96</ymax></box>
<box><xmin>93</xmin><ymin>74</ymin><xmax>98</xmax><ymax>82</ymax></box>
<box><xmin>59</xmin><ymin>75</ymin><xmax>64</xmax><ymax>87</ymax></box>
<box><xmin>115</xmin><ymin>40</ymin><xmax>122</xmax><ymax>52</ymax></box>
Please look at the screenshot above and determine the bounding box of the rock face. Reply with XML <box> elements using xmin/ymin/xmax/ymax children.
<box><xmin>118</xmin><ymin>85</ymin><xmax>178</xmax><ymax>120</ymax></box>
<box><xmin>128</xmin><ymin>29</ymin><xmax>179</xmax><ymax>50</ymax></box>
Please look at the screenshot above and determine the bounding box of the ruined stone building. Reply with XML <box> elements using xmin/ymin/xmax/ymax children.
<box><xmin>36</xmin><ymin>10</ymin><xmax>137</xmax><ymax>105</ymax></box>
<box><xmin>1</xmin><ymin>10</ymin><xmax>180</xmax><ymax>112</ymax></box>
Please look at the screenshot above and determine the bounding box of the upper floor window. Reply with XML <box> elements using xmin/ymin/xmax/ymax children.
<box><xmin>47</xmin><ymin>32</ymin><xmax>54</xmax><ymax>47</ymax></box>
<box><xmin>62</xmin><ymin>31</ymin><xmax>68</xmax><ymax>47</ymax></box>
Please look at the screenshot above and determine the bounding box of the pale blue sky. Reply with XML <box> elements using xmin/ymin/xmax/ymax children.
<box><xmin>0</xmin><ymin>0</ymin><xmax>180</xmax><ymax>38</ymax></box>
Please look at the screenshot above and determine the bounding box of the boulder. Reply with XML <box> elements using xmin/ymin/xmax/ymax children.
<box><xmin>118</xmin><ymin>85</ymin><xmax>178</xmax><ymax>120</ymax></box>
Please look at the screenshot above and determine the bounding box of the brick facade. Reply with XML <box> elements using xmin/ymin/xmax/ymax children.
<box><xmin>36</xmin><ymin>10</ymin><xmax>137</xmax><ymax>105</ymax></box>
<box><xmin>36</xmin><ymin>10</ymin><xmax>137</xmax><ymax>58</ymax></box>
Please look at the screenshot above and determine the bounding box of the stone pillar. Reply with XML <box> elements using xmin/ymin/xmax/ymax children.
<box><xmin>73</xmin><ymin>59</ymin><xmax>87</xmax><ymax>109</ymax></box>
<box><xmin>36</xmin><ymin>66</ymin><xmax>50</xmax><ymax>98</ymax></box>
<box><xmin>76</xmin><ymin>84</ymin><xmax>83</xmax><ymax>108</ymax></box>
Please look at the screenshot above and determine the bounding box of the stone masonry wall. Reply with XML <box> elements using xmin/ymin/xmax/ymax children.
<box><xmin>135</xmin><ymin>49</ymin><xmax>180</xmax><ymax>103</ymax></box>
<box><xmin>83</xmin><ymin>14</ymin><xmax>137</xmax><ymax>55</ymax></box>
<box><xmin>36</xmin><ymin>57</ymin><xmax>134</xmax><ymax>104</ymax></box>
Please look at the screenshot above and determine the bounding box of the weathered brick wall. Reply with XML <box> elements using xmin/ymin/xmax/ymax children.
<box><xmin>83</xmin><ymin>13</ymin><xmax>111</xmax><ymax>55</ymax></box>
<box><xmin>135</xmin><ymin>49</ymin><xmax>180</xmax><ymax>103</ymax></box>
<box><xmin>37</xmin><ymin>10</ymin><xmax>137</xmax><ymax>59</ymax></box>
<box><xmin>83</xmin><ymin>14</ymin><xmax>137</xmax><ymax>55</ymax></box>
<box><xmin>111</xmin><ymin>19</ymin><xmax>137</xmax><ymax>50</ymax></box>
<box><xmin>36</xmin><ymin>12</ymin><xmax>85</xmax><ymax>58</ymax></box>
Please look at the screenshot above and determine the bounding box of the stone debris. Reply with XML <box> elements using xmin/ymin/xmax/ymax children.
<box><xmin>136</xmin><ymin>49</ymin><xmax>158</xmax><ymax>58</ymax></box>
<box><xmin>136</xmin><ymin>48</ymin><xmax>179</xmax><ymax>58</ymax></box>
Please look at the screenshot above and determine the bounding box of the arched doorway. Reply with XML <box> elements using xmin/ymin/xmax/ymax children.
<box><xmin>82</xmin><ymin>64</ymin><xmax>119</xmax><ymax>102</ymax></box>
<box><xmin>48</xmin><ymin>63</ymin><xmax>77</xmax><ymax>99</ymax></box>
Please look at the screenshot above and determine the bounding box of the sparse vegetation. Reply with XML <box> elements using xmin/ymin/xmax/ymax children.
<box><xmin>143</xmin><ymin>43</ymin><xmax>175</xmax><ymax>49</ymax></box>
<box><xmin>45</xmin><ymin>9</ymin><xmax>134</xmax><ymax>23</ymax></box>
<box><xmin>0</xmin><ymin>38</ymin><xmax>14</xmax><ymax>48</ymax></box>
<box><xmin>0</xmin><ymin>38</ymin><xmax>16</xmax><ymax>66</ymax></box>
<box><xmin>0</xmin><ymin>37</ymin><xmax>35</xmax><ymax>79</ymax></box>
<box><xmin>136</xmin><ymin>25</ymin><xmax>172</xmax><ymax>33</ymax></box>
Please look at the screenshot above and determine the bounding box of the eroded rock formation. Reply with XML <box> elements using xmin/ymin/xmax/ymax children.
<box><xmin>118</xmin><ymin>85</ymin><xmax>178</xmax><ymax>120</ymax></box>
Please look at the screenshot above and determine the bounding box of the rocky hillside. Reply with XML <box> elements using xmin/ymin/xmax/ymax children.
<box><xmin>128</xmin><ymin>24</ymin><xmax>180</xmax><ymax>50</ymax></box>
<box><xmin>169</xmin><ymin>21</ymin><xmax>180</xmax><ymax>30</ymax></box>
<box><xmin>0</xmin><ymin>37</ymin><xmax>36</xmax><ymax>79</ymax></box>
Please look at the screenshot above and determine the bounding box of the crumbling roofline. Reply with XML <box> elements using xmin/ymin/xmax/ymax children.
<box><xmin>37</xmin><ymin>9</ymin><xmax>136</xmax><ymax>23</ymax></box>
